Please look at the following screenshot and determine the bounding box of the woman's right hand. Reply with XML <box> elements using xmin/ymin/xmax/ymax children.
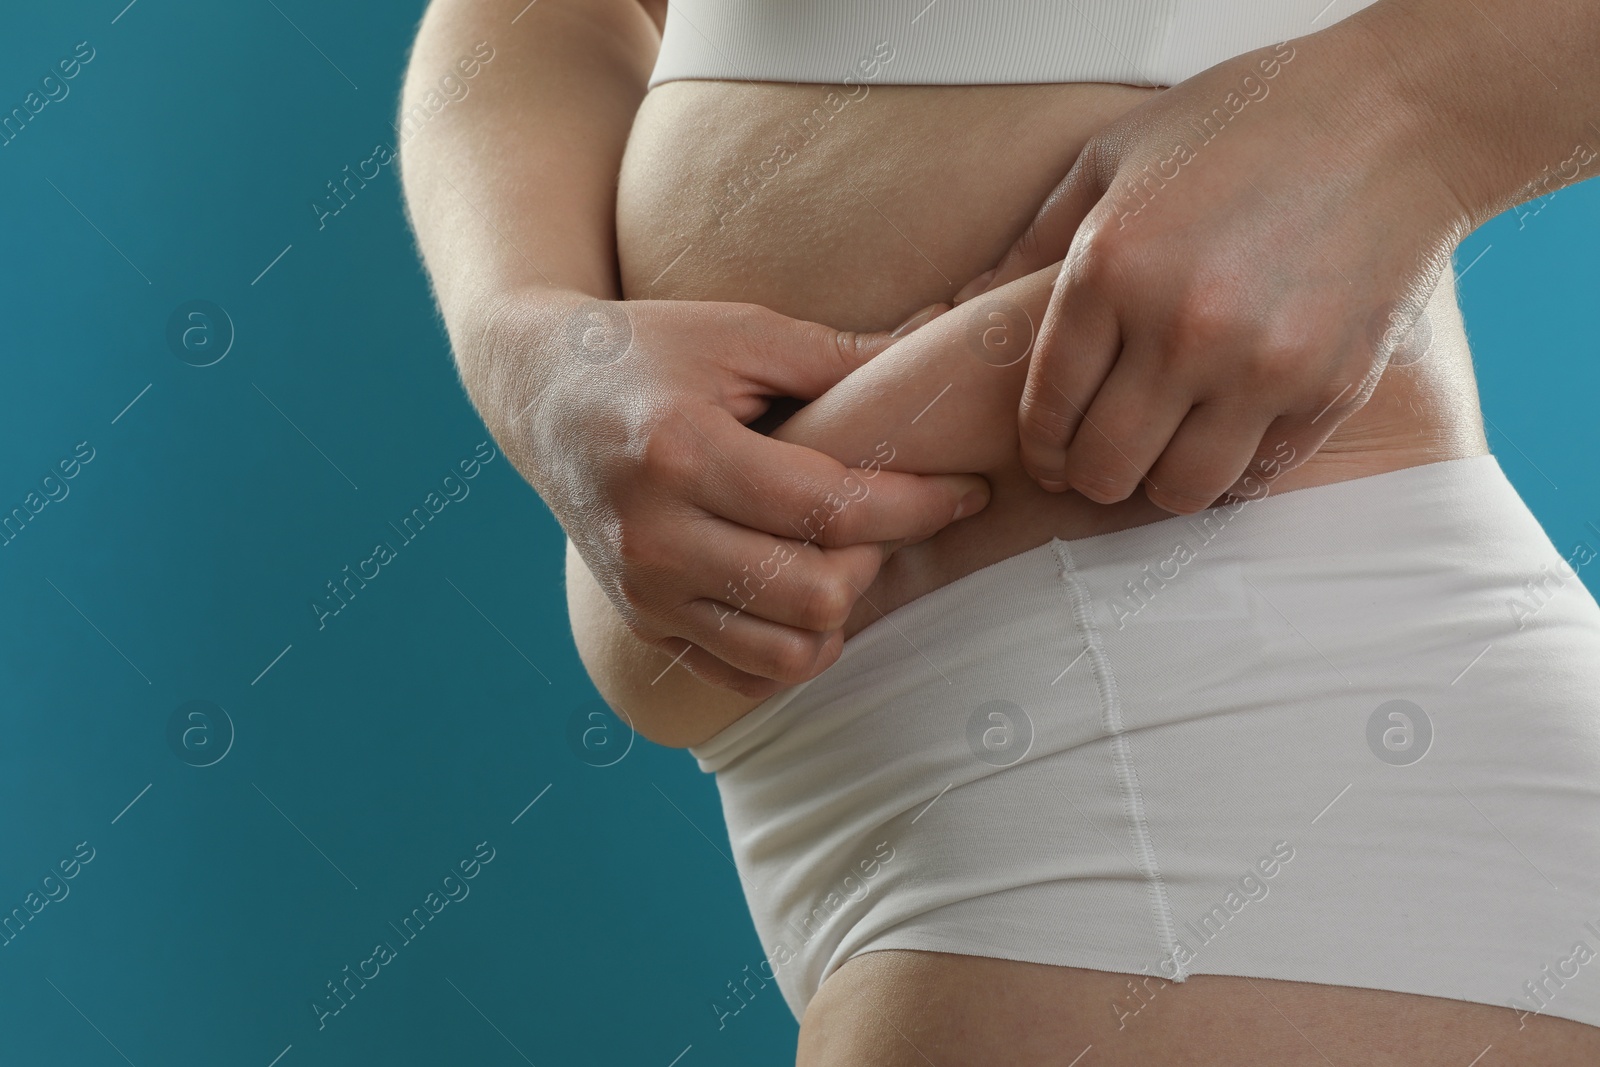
<box><xmin>478</xmin><ymin>291</ymin><xmax>991</xmax><ymax>701</ymax></box>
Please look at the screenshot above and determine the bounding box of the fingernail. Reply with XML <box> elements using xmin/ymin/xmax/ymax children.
<box><xmin>890</xmin><ymin>302</ymin><xmax>944</xmax><ymax>339</ymax></box>
<box><xmin>953</xmin><ymin>488</ymin><xmax>987</xmax><ymax>521</ymax></box>
<box><xmin>952</xmin><ymin>268</ymin><xmax>996</xmax><ymax>305</ymax></box>
<box><xmin>1029</xmin><ymin>472</ymin><xmax>1069</xmax><ymax>492</ymax></box>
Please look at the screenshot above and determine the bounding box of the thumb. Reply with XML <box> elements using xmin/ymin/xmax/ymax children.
<box><xmin>955</xmin><ymin>146</ymin><xmax>1109</xmax><ymax>304</ymax></box>
<box><xmin>747</xmin><ymin>303</ymin><xmax>951</xmax><ymax>400</ymax></box>
<box><xmin>850</xmin><ymin>300</ymin><xmax>953</xmax><ymax>360</ymax></box>
<box><xmin>897</xmin><ymin>473</ymin><xmax>991</xmax><ymax>547</ymax></box>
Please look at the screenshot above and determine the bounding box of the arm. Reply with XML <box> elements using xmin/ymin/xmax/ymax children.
<box><xmin>1373</xmin><ymin>0</ymin><xmax>1600</xmax><ymax>229</ymax></box>
<box><xmin>398</xmin><ymin>0</ymin><xmax>655</xmax><ymax>333</ymax></box>
<box><xmin>399</xmin><ymin>0</ymin><xmax>986</xmax><ymax>700</ymax></box>
<box><xmin>970</xmin><ymin>0</ymin><xmax>1599</xmax><ymax>511</ymax></box>
<box><xmin>567</xmin><ymin>268</ymin><xmax>1058</xmax><ymax>748</ymax></box>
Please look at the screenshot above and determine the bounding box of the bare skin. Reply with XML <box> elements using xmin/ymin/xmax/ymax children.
<box><xmin>799</xmin><ymin>952</ymin><xmax>1600</xmax><ymax>1066</ymax></box>
<box><xmin>400</xmin><ymin>0</ymin><xmax>1600</xmax><ymax>696</ymax></box>
<box><xmin>974</xmin><ymin>0</ymin><xmax>1600</xmax><ymax>508</ymax></box>
<box><xmin>565</xmin><ymin>257</ymin><xmax>1482</xmax><ymax>747</ymax></box>
<box><xmin>570</xmin><ymin>34</ymin><xmax>1596</xmax><ymax>1067</ymax></box>
<box><xmin>398</xmin><ymin>0</ymin><xmax>989</xmax><ymax>702</ymax></box>
<box><xmin>401</xmin><ymin>0</ymin><xmax>1600</xmax><ymax>1061</ymax></box>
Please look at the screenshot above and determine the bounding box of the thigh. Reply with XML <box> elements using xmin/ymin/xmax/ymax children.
<box><xmin>797</xmin><ymin>950</ymin><xmax>1600</xmax><ymax>1067</ymax></box>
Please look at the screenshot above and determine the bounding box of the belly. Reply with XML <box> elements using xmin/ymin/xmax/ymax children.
<box><xmin>615</xmin><ymin>79</ymin><xmax>1489</xmax><ymax>633</ymax></box>
<box><xmin>617</xmin><ymin>81</ymin><xmax>1160</xmax><ymax>326</ymax></box>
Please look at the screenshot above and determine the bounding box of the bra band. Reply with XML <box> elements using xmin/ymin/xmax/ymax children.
<box><xmin>648</xmin><ymin>0</ymin><xmax>1380</xmax><ymax>90</ymax></box>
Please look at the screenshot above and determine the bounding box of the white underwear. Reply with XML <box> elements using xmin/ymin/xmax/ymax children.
<box><xmin>689</xmin><ymin>455</ymin><xmax>1600</xmax><ymax>1027</ymax></box>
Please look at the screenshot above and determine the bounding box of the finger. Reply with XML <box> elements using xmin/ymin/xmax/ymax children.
<box><xmin>738</xmin><ymin>308</ymin><xmax>912</xmax><ymax>401</ymax></box>
<box><xmin>684</xmin><ymin>408</ymin><xmax>991</xmax><ymax>546</ymax></box>
<box><xmin>663</xmin><ymin>596</ymin><xmax>848</xmax><ymax>688</ymax></box>
<box><xmin>970</xmin><ymin>150</ymin><xmax>1107</xmax><ymax>300</ymax></box>
<box><xmin>609</xmin><ymin>514</ymin><xmax>854</xmax><ymax>685</ymax></box>
<box><xmin>1017</xmin><ymin>277</ymin><xmax>1121</xmax><ymax>491</ymax></box>
<box><xmin>654</xmin><ymin>529</ymin><xmax>922</xmax><ymax>689</ymax></box>
<box><xmin>889</xmin><ymin>302</ymin><xmax>951</xmax><ymax>339</ymax></box>
<box><xmin>951</xmin><ymin>268</ymin><xmax>997</xmax><ymax>306</ymax></box>
<box><xmin>1284</xmin><ymin>370</ymin><xmax>1381</xmax><ymax>446</ymax></box>
<box><xmin>801</xmin><ymin>469</ymin><xmax>990</xmax><ymax>548</ymax></box>
<box><xmin>645</xmin><ymin>638</ymin><xmax>790</xmax><ymax>703</ymax></box>
<box><xmin>1054</xmin><ymin>355</ymin><xmax>1193</xmax><ymax>504</ymax></box>
<box><xmin>687</xmin><ymin>529</ymin><xmax>887</xmax><ymax>634</ymax></box>
<box><xmin>1222</xmin><ymin>376</ymin><xmax>1378</xmax><ymax>495</ymax></box>
<box><xmin>1141</xmin><ymin>401</ymin><xmax>1279</xmax><ymax>514</ymax></box>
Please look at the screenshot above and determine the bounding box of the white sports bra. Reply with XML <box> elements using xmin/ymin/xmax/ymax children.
<box><xmin>648</xmin><ymin>0</ymin><xmax>1380</xmax><ymax>89</ymax></box>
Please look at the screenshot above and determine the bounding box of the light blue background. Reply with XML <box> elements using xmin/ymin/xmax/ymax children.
<box><xmin>0</xmin><ymin>2</ymin><xmax>1595</xmax><ymax>1064</ymax></box>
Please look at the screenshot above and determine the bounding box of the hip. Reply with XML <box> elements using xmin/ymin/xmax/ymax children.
<box><xmin>696</xmin><ymin>455</ymin><xmax>1600</xmax><ymax>1032</ymax></box>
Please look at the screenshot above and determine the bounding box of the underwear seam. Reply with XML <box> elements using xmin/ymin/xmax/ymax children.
<box><xmin>1052</xmin><ymin>537</ymin><xmax>1188</xmax><ymax>981</ymax></box>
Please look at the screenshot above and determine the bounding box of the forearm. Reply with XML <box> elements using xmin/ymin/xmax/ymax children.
<box><xmin>397</xmin><ymin>0</ymin><xmax>661</xmax><ymax>469</ymax></box>
<box><xmin>1341</xmin><ymin>0</ymin><xmax>1600</xmax><ymax>229</ymax></box>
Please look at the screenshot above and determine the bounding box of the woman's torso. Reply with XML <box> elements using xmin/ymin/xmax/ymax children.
<box><xmin>616</xmin><ymin>78</ymin><xmax>1490</xmax><ymax>645</ymax></box>
<box><xmin>612</xmin><ymin>75</ymin><xmax>1500</xmax><ymax>1057</ymax></box>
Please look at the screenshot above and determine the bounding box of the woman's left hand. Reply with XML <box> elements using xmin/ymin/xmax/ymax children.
<box><xmin>959</xmin><ymin>21</ymin><xmax>1471</xmax><ymax>514</ymax></box>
